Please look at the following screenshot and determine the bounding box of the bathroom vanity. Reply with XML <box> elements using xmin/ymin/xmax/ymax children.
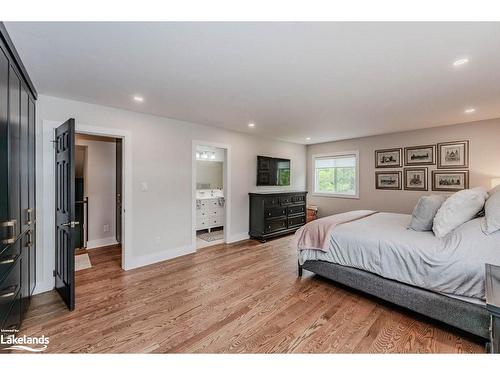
<box><xmin>196</xmin><ymin>190</ymin><xmax>225</xmax><ymax>232</ymax></box>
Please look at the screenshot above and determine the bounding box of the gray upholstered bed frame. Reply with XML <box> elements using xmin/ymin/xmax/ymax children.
<box><xmin>299</xmin><ymin>260</ymin><xmax>490</xmax><ymax>339</ymax></box>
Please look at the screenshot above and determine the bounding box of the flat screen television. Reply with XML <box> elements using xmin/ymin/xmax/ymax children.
<box><xmin>256</xmin><ymin>156</ymin><xmax>291</xmax><ymax>186</ymax></box>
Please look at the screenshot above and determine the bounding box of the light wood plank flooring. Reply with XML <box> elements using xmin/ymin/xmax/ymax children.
<box><xmin>19</xmin><ymin>237</ymin><xmax>485</xmax><ymax>353</ymax></box>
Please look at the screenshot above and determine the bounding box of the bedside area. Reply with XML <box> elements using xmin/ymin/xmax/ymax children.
<box><xmin>486</xmin><ymin>263</ymin><xmax>500</xmax><ymax>353</ymax></box>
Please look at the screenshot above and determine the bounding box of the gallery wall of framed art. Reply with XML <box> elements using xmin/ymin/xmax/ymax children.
<box><xmin>374</xmin><ymin>140</ymin><xmax>469</xmax><ymax>192</ymax></box>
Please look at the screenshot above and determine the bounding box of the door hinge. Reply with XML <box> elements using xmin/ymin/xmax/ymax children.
<box><xmin>53</xmin><ymin>270</ymin><xmax>56</xmax><ymax>277</ymax></box>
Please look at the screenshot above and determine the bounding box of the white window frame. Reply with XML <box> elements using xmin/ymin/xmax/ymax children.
<box><xmin>312</xmin><ymin>151</ymin><xmax>360</xmax><ymax>199</ymax></box>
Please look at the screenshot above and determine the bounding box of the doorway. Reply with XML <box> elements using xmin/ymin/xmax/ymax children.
<box><xmin>45</xmin><ymin>119</ymin><xmax>132</xmax><ymax>310</ymax></box>
<box><xmin>74</xmin><ymin>133</ymin><xmax>122</xmax><ymax>272</ymax></box>
<box><xmin>192</xmin><ymin>141</ymin><xmax>231</xmax><ymax>250</ymax></box>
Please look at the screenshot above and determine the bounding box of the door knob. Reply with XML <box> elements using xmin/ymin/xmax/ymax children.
<box><xmin>61</xmin><ymin>221</ymin><xmax>80</xmax><ymax>228</ymax></box>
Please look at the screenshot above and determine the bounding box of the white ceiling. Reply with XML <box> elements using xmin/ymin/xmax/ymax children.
<box><xmin>5</xmin><ymin>22</ymin><xmax>500</xmax><ymax>144</ymax></box>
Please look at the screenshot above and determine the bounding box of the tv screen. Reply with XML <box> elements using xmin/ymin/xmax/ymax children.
<box><xmin>257</xmin><ymin>156</ymin><xmax>290</xmax><ymax>186</ymax></box>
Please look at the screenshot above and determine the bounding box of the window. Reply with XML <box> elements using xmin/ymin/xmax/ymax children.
<box><xmin>313</xmin><ymin>151</ymin><xmax>359</xmax><ymax>198</ymax></box>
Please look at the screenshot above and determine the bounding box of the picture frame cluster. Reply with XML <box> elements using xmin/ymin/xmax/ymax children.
<box><xmin>374</xmin><ymin>140</ymin><xmax>469</xmax><ymax>192</ymax></box>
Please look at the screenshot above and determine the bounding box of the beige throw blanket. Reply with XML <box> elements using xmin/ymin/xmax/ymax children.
<box><xmin>295</xmin><ymin>210</ymin><xmax>378</xmax><ymax>252</ymax></box>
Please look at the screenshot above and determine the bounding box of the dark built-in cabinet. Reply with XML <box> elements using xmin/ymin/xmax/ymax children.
<box><xmin>0</xmin><ymin>23</ymin><xmax>37</xmax><ymax>334</ymax></box>
<box><xmin>249</xmin><ymin>191</ymin><xmax>307</xmax><ymax>242</ymax></box>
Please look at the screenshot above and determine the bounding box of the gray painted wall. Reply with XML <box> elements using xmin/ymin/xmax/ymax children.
<box><xmin>307</xmin><ymin>118</ymin><xmax>500</xmax><ymax>217</ymax></box>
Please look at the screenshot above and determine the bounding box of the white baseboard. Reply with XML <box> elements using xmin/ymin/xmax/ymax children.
<box><xmin>227</xmin><ymin>232</ymin><xmax>250</xmax><ymax>243</ymax></box>
<box><xmin>86</xmin><ymin>237</ymin><xmax>118</xmax><ymax>249</ymax></box>
<box><xmin>33</xmin><ymin>279</ymin><xmax>55</xmax><ymax>295</ymax></box>
<box><xmin>125</xmin><ymin>244</ymin><xmax>195</xmax><ymax>270</ymax></box>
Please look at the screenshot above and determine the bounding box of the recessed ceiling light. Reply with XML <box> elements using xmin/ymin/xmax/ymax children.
<box><xmin>305</xmin><ymin>137</ymin><xmax>311</xmax><ymax>141</ymax></box>
<box><xmin>248</xmin><ymin>123</ymin><xmax>255</xmax><ymax>128</ymax></box>
<box><xmin>464</xmin><ymin>108</ymin><xmax>476</xmax><ymax>114</ymax></box>
<box><xmin>453</xmin><ymin>58</ymin><xmax>469</xmax><ymax>67</ymax></box>
<box><xmin>133</xmin><ymin>95</ymin><xmax>144</xmax><ymax>102</ymax></box>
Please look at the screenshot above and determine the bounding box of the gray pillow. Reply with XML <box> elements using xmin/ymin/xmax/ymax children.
<box><xmin>408</xmin><ymin>195</ymin><xmax>448</xmax><ymax>231</ymax></box>
<box><xmin>481</xmin><ymin>190</ymin><xmax>500</xmax><ymax>234</ymax></box>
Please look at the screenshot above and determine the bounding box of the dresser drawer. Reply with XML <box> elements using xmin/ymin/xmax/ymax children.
<box><xmin>288</xmin><ymin>204</ymin><xmax>305</xmax><ymax>216</ymax></box>
<box><xmin>208</xmin><ymin>216</ymin><xmax>224</xmax><ymax>227</ymax></box>
<box><xmin>264</xmin><ymin>218</ymin><xmax>287</xmax><ymax>233</ymax></box>
<box><xmin>264</xmin><ymin>206</ymin><xmax>287</xmax><ymax>219</ymax></box>
<box><xmin>263</xmin><ymin>196</ymin><xmax>280</xmax><ymax>207</ymax></box>
<box><xmin>292</xmin><ymin>194</ymin><xmax>306</xmax><ymax>204</ymax></box>
<box><xmin>280</xmin><ymin>195</ymin><xmax>292</xmax><ymax>205</ymax></box>
<box><xmin>0</xmin><ymin>241</ymin><xmax>21</xmax><ymax>279</ymax></box>
<box><xmin>0</xmin><ymin>258</ymin><xmax>21</xmax><ymax>326</ymax></box>
<box><xmin>288</xmin><ymin>215</ymin><xmax>306</xmax><ymax>228</ymax></box>
<box><xmin>1</xmin><ymin>291</ymin><xmax>21</xmax><ymax>332</ymax></box>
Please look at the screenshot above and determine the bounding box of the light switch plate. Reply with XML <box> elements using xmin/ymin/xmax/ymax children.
<box><xmin>140</xmin><ymin>182</ymin><xmax>148</xmax><ymax>192</ymax></box>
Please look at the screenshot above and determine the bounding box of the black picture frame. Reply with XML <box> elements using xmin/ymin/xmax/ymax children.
<box><xmin>431</xmin><ymin>170</ymin><xmax>469</xmax><ymax>192</ymax></box>
<box><xmin>404</xmin><ymin>167</ymin><xmax>428</xmax><ymax>191</ymax></box>
<box><xmin>404</xmin><ymin>145</ymin><xmax>436</xmax><ymax>166</ymax></box>
<box><xmin>375</xmin><ymin>148</ymin><xmax>402</xmax><ymax>168</ymax></box>
<box><xmin>375</xmin><ymin>171</ymin><xmax>402</xmax><ymax>190</ymax></box>
<box><xmin>437</xmin><ymin>140</ymin><xmax>469</xmax><ymax>169</ymax></box>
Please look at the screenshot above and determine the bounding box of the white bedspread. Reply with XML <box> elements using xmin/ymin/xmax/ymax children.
<box><xmin>298</xmin><ymin>212</ymin><xmax>500</xmax><ymax>302</ymax></box>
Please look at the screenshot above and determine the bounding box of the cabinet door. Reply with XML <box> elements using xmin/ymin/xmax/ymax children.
<box><xmin>8</xmin><ymin>66</ymin><xmax>21</xmax><ymax>240</ymax></box>
<box><xmin>20</xmin><ymin>232</ymin><xmax>30</xmax><ymax>316</ymax></box>
<box><xmin>20</xmin><ymin>86</ymin><xmax>29</xmax><ymax>233</ymax></box>
<box><xmin>28</xmin><ymin>98</ymin><xmax>35</xmax><ymax>222</ymax></box>
<box><xmin>0</xmin><ymin>47</ymin><xmax>9</xmax><ymax>251</ymax></box>
<box><xmin>29</xmin><ymin>224</ymin><xmax>36</xmax><ymax>296</ymax></box>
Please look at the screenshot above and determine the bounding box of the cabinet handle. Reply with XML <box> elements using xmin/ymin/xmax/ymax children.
<box><xmin>0</xmin><ymin>286</ymin><xmax>17</xmax><ymax>298</ymax></box>
<box><xmin>25</xmin><ymin>230</ymin><xmax>33</xmax><ymax>247</ymax></box>
<box><xmin>26</xmin><ymin>208</ymin><xmax>33</xmax><ymax>225</ymax></box>
<box><xmin>0</xmin><ymin>256</ymin><xmax>16</xmax><ymax>265</ymax></box>
<box><xmin>1</xmin><ymin>220</ymin><xmax>17</xmax><ymax>245</ymax></box>
<box><xmin>61</xmin><ymin>221</ymin><xmax>80</xmax><ymax>228</ymax></box>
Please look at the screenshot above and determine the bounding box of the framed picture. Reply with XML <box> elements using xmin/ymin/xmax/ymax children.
<box><xmin>404</xmin><ymin>145</ymin><xmax>435</xmax><ymax>166</ymax></box>
<box><xmin>375</xmin><ymin>148</ymin><xmax>402</xmax><ymax>168</ymax></box>
<box><xmin>404</xmin><ymin>168</ymin><xmax>428</xmax><ymax>191</ymax></box>
<box><xmin>375</xmin><ymin>171</ymin><xmax>402</xmax><ymax>190</ymax></box>
<box><xmin>431</xmin><ymin>171</ymin><xmax>469</xmax><ymax>192</ymax></box>
<box><xmin>437</xmin><ymin>140</ymin><xmax>469</xmax><ymax>169</ymax></box>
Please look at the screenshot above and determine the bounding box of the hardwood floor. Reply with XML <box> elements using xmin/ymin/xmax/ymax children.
<box><xmin>19</xmin><ymin>237</ymin><xmax>485</xmax><ymax>353</ymax></box>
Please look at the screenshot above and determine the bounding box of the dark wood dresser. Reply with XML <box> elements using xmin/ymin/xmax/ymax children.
<box><xmin>249</xmin><ymin>191</ymin><xmax>307</xmax><ymax>242</ymax></box>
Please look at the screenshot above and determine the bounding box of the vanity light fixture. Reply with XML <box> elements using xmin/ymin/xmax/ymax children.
<box><xmin>305</xmin><ymin>137</ymin><xmax>311</xmax><ymax>141</ymax></box>
<box><xmin>464</xmin><ymin>108</ymin><xmax>476</xmax><ymax>114</ymax></box>
<box><xmin>133</xmin><ymin>95</ymin><xmax>144</xmax><ymax>102</ymax></box>
<box><xmin>248</xmin><ymin>123</ymin><xmax>255</xmax><ymax>128</ymax></box>
<box><xmin>453</xmin><ymin>58</ymin><xmax>469</xmax><ymax>67</ymax></box>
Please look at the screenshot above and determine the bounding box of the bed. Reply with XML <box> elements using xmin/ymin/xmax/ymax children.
<box><xmin>297</xmin><ymin>211</ymin><xmax>500</xmax><ymax>339</ymax></box>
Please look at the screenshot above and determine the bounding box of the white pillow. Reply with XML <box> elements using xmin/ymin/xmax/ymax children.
<box><xmin>481</xmin><ymin>190</ymin><xmax>500</xmax><ymax>234</ymax></box>
<box><xmin>408</xmin><ymin>195</ymin><xmax>448</xmax><ymax>231</ymax></box>
<box><xmin>433</xmin><ymin>187</ymin><xmax>488</xmax><ymax>238</ymax></box>
<box><xmin>489</xmin><ymin>184</ymin><xmax>500</xmax><ymax>197</ymax></box>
